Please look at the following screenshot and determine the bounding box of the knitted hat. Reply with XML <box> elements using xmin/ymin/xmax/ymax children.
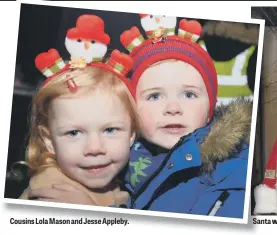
<box><xmin>120</xmin><ymin>14</ymin><xmax>218</xmax><ymax>119</ymax></box>
<box><xmin>254</xmin><ymin>137</ymin><xmax>277</xmax><ymax>214</ymax></box>
<box><xmin>34</xmin><ymin>14</ymin><xmax>133</xmax><ymax>93</ymax></box>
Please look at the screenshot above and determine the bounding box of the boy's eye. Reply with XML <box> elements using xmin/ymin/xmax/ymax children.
<box><xmin>147</xmin><ymin>93</ymin><xmax>162</xmax><ymax>101</ymax></box>
<box><xmin>77</xmin><ymin>39</ymin><xmax>82</xmax><ymax>43</ymax></box>
<box><xmin>150</xmin><ymin>15</ymin><xmax>153</xmax><ymax>18</ymax></box>
<box><xmin>183</xmin><ymin>91</ymin><xmax>197</xmax><ymax>99</ymax></box>
<box><xmin>66</xmin><ymin>130</ymin><xmax>80</xmax><ymax>137</ymax></box>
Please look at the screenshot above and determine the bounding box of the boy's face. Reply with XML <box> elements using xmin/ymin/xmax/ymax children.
<box><xmin>43</xmin><ymin>91</ymin><xmax>134</xmax><ymax>189</ymax></box>
<box><xmin>136</xmin><ymin>60</ymin><xmax>210</xmax><ymax>150</ymax></box>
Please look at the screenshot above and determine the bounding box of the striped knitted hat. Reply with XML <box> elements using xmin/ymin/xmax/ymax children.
<box><xmin>120</xmin><ymin>15</ymin><xmax>218</xmax><ymax>119</ymax></box>
<box><xmin>35</xmin><ymin>14</ymin><xmax>133</xmax><ymax>93</ymax></box>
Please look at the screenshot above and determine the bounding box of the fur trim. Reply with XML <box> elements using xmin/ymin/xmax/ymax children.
<box><xmin>203</xmin><ymin>21</ymin><xmax>259</xmax><ymax>45</ymax></box>
<box><xmin>254</xmin><ymin>184</ymin><xmax>277</xmax><ymax>215</ymax></box>
<box><xmin>200</xmin><ymin>98</ymin><xmax>252</xmax><ymax>172</ymax></box>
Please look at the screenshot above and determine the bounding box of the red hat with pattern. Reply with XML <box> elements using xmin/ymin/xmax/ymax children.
<box><xmin>35</xmin><ymin>14</ymin><xmax>134</xmax><ymax>94</ymax></box>
<box><xmin>120</xmin><ymin>14</ymin><xmax>218</xmax><ymax>119</ymax></box>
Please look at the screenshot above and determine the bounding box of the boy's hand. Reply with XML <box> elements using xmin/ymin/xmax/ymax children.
<box><xmin>28</xmin><ymin>184</ymin><xmax>95</xmax><ymax>205</ymax></box>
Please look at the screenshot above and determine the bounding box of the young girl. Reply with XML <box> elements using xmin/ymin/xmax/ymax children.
<box><xmin>19</xmin><ymin>14</ymin><xmax>138</xmax><ymax>207</ymax></box>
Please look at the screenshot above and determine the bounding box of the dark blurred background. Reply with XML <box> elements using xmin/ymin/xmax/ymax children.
<box><xmin>5</xmin><ymin>3</ymin><xmax>259</xmax><ymax>209</ymax></box>
<box><xmin>252</xmin><ymin>7</ymin><xmax>277</xmax><ymax>27</ymax></box>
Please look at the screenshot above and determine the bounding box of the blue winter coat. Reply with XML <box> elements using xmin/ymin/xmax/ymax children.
<box><xmin>123</xmin><ymin>99</ymin><xmax>252</xmax><ymax>219</ymax></box>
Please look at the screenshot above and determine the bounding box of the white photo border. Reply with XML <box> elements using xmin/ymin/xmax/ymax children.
<box><xmin>1</xmin><ymin>0</ymin><xmax>265</xmax><ymax>225</ymax></box>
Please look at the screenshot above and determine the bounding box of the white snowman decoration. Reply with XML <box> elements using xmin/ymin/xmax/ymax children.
<box><xmin>139</xmin><ymin>14</ymin><xmax>177</xmax><ymax>39</ymax></box>
<box><xmin>65</xmin><ymin>14</ymin><xmax>110</xmax><ymax>64</ymax></box>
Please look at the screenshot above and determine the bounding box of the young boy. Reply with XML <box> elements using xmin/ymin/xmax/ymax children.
<box><xmin>120</xmin><ymin>15</ymin><xmax>252</xmax><ymax>218</ymax></box>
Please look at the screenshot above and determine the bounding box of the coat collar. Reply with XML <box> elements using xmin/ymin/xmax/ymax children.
<box><xmin>199</xmin><ymin>98</ymin><xmax>252</xmax><ymax>172</ymax></box>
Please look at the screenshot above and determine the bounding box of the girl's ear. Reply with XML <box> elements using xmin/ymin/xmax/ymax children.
<box><xmin>38</xmin><ymin>125</ymin><xmax>55</xmax><ymax>154</ymax></box>
<box><xmin>130</xmin><ymin>132</ymin><xmax>136</xmax><ymax>147</ymax></box>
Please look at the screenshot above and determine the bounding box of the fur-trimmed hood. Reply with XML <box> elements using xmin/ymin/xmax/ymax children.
<box><xmin>200</xmin><ymin>98</ymin><xmax>252</xmax><ymax>172</ymax></box>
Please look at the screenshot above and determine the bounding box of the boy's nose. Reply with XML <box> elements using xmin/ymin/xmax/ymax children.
<box><xmin>163</xmin><ymin>101</ymin><xmax>183</xmax><ymax>116</ymax></box>
<box><xmin>84</xmin><ymin>136</ymin><xmax>106</xmax><ymax>157</ymax></box>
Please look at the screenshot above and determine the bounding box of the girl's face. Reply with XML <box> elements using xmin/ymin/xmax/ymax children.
<box><xmin>136</xmin><ymin>60</ymin><xmax>210</xmax><ymax>149</ymax></box>
<box><xmin>41</xmin><ymin>91</ymin><xmax>135</xmax><ymax>189</ymax></box>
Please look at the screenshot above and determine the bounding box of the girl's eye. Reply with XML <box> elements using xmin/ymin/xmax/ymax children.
<box><xmin>66</xmin><ymin>130</ymin><xmax>80</xmax><ymax>137</ymax></box>
<box><xmin>147</xmin><ymin>93</ymin><xmax>162</xmax><ymax>101</ymax></box>
<box><xmin>77</xmin><ymin>39</ymin><xmax>82</xmax><ymax>43</ymax></box>
<box><xmin>104</xmin><ymin>127</ymin><xmax>118</xmax><ymax>134</ymax></box>
<box><xmin>183</xmin><ymin>91</ymin><xmax>197</xmax><ymax>99</ymax></box>
<box><xmin>150</xmin><ymin>15</ymin><xmax>153</xmax><ymax>18</ymax></box>
<box><xmin>91</xmin><ymin>40</ymin><xmax>95</xmax><ymax>44</ymax></box>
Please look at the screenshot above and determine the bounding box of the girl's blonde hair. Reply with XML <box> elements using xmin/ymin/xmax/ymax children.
<box><xmin>27</xmin><ymin>66</ymin><xmax>138</xmax><ymax>175</ymax></box>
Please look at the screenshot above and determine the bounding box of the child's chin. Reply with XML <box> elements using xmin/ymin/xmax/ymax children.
<box><xmin>84</xmin><ymin>179</ymin><xmax>112</xmax><ymax>190</ymax></box>
<box><xmin>155</xmin><ymin>139</ymin><xmax>180</xmax><ymax>150</ymax></box>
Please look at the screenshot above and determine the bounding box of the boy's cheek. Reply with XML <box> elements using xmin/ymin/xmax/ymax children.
<box><xmin>137</xmin><ymin>102</ymin><xmax>159</xmax><ymax>121</ymax></box>
<box><xmin>192</xmin><ymin>107</ymin><xmax>210</xmax><ymax>127</ymax></box>
<box><xmin>135</xmin><ymin>110</ymin><xmax>153</xmax><ymax>139</ymax></box>
<box><xmin>138</xmin><ymin>108</ymin><xmax>155</xmax><ymax>128</ymax></box>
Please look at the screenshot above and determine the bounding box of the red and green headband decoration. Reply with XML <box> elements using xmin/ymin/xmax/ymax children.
<box><xmin>121</xmin><ymin>18</ymin><xmax>203</xmax><ymax>53</ymax></box>
<box><xmin>138</xmin><ymin>14</ymin><xmax>177</xmax><ymax>40</ymax></box>
<box><xmin>120</xmin><ymin>27</ymin><xmax>145</xmax><ymax>53</ymax></box>
<box><xmin>35</xmin><ymin>49</ymin><xmax>67</xmax><ymax>79</ymax></box>
<box><xmin>178</xmin><ymin>19</ymin><xmax>202</xmax><ymax>42</ymax></box>
<box><xmin>34</xmin><ymin>14</ymin><xmax>133</xmax><ymax>93</ymax></box>
<box><xmin>65</xmin><ymin>14</ymin><xmax>110</xmax><ymax>64</ymax></box>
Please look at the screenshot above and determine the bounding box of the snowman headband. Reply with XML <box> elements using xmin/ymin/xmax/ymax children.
<box><xmin>121</xmin><ymin>14</ymin><xmax>203</xmax><ymax>53</ymax></box>
<box><xmin>120</xmin><ymin>13</ymin><xmax>218</xmax><ymax>119</ymax></box>
<box><xmin>34</xmin><ymin>14</ymin><xmax>134</xmax><ymax>93</ymax></box>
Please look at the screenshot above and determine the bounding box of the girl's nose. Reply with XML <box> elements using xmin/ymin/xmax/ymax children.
<box><xmin>84</xmin><ymin>135</ymin><xmax>106</xmax><ymax>157</ymax></box>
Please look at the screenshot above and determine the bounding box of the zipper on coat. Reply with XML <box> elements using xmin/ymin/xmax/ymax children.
<box><xmin>207</xmin><ymin>191</ymin><xmax>230</xmax><ymax>216</ymax></box>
